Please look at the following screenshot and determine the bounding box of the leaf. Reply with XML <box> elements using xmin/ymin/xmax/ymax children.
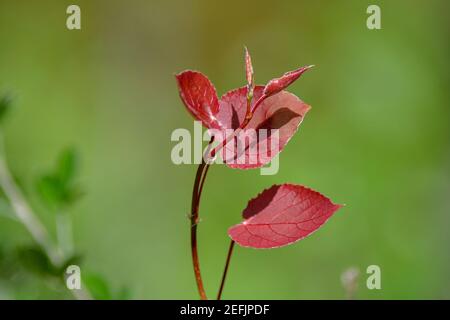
<box><xmin>216</xmin><ymin>86</ymin><xmax>265</xmax><ymax>130</ymax></box>
<box><xmin>57</xmin><ymin>148</ymin><xmax>79</xmax><ymax>185</ymax></box>
<box><xmin>16</xmin><ymin>246</ymin><xmax>59</xmax><ymax>276</ymax></box>
<box><xmin>83</xmin><ymin>273</ymin><xmax>131</xmax><ymax>300</ymax></box>
<box><xmin>83</xmin><ymin>274</ymin><xmax>112</xmax><ymax>300</ymax></box>
<box><xmin>176</xmin><ymin>57</ymin><xmax>313</xmax><ymax>168</ymax></box>
<box><xmin>263</xmin><ymin>65</ymin><xmax>313</xmax><ymax>97</ymax></box>
<box><xmin>228</xmin><ymin>184</ymin><xmax>342</xmax><ymax>249</ymax></box>
<box><xmin>0</xmin><ymin>245</ymin><xmax>17</xmax><ymax>278</ymax></box>
<box><xmin>175</xmin><ymin>70</ymin><xmax>222</xmax><ymax>129</ymax></box>
<box><xmin>36</xmin><ymin>175</ymin><xmax>64</xmax><ymax>209</ymax></box>
<box><xmin>36</xmin><ymin>148</ymin><xmax>83</xmax><ymax>210</ymax></box>
<box><xmin>0</xmin><ymin>94</ymin><xmax>12</xmax><ymax>123</ymax></box>
<box><xmin>216</xmin><ymin>86</ymin><xmax>310</xmax><ymax>169</ymax></box>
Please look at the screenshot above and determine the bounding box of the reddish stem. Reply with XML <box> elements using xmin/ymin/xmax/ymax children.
<box><xmin>190</xmin><ymin>136</ymin><xmax>216</xmax><ymax>300</ymax></box>
<box><xmin>190</xmin><ymin>160</ymin><xmax>211</xmax><ymax>300</ymax></box>
<box><xmin>217</xmin><ymin>240</ymin><xmax>235</xmax><ymax>300</ymax></box>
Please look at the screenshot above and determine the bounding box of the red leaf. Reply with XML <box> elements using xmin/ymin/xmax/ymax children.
<box><xmin>228</xmin><ymin>184</ymin><xmax>342</xmax><ymax>249</ymax></box>
<box><xmin>216</xmin><ymin>87</ymin><xmax>310</xmax><ymax>169</ymax></box>
<box><xmin>176</xmin><ymin>60</ymin><xmax>313</xmax><ymax>167</ymax></box>
<box><xmin>263</xmin><ymin>65</ymin><xmax>313</xmax><ymax>97</ymax></box>
<box><xmin>216</xmin><ymin>86</ymin><xmax>265</xmax><ymax>130</ymax></box>
<box><xmin>175</xmin><ymin>70</ymin><xmax>222</xmax><ymax>129</ymax></box>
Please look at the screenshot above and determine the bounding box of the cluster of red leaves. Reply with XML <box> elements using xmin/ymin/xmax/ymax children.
<box><xmin>176</xmin><ymin>49</ymin><xmax>341</xmax><ymax>249</ymax></box>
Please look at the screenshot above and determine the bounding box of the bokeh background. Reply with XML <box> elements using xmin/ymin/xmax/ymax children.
<box><xmin>0</xmin><ymin>0</ymin><xmax>449</xmax><ymax>299</ymax></box>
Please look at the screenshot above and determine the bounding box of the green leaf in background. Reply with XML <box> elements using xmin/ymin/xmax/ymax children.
<box><xmin>36</xmin><ymin>175</ymin><xmax>65</xmax><ymax>210</ymax></box>
<box><xmin>57</xmin><ymin>148</ymin><xmax>79</xmax><ymax>186</ymax></box>
<box><xmin>83</xmin><ymin>273</ymin><xmax>112</xmax><ymax>300</ymax></box>
<box><xmin>16</xmin><ymin>246</ymin><xmax>59</xmax><ymax>277</ymax></box>
<box><xmin>0</xmin><ymin>94</ymin><xmax>12</xmax><ymax>123</ymax></box>
<box><xmin>0</xmin><ymin>245</ymin><xmax>18</xmax><ymax>279</ymax></box>
<box><xmin>0</xmin><ymin>245</ymin><xmax>6</xmax><ymax>273</ymax></box>
<box><xmin>83</xmin><ymin>273</ymin><xmax>132</xmax><ymax>300</ymax></box>
<box><xmin>36</xmin><ymin>148</ymin><xmax>83</xmax><ymax>211</ymax></box>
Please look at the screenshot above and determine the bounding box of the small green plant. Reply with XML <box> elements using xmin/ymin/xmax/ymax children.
<box><xmin>0</xmin><ymin>94</ymin><xmax>126</xmax><ymax>299</ymax></box>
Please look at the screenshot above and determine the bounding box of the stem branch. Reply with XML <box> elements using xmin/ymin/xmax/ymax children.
<box><xmin>56</xmin><ymin>211</ymin><xmax>74</xmax><ymax>257</ymax></box>
<box><xmin>217</xmin><ymin>240</ymin><xmax>235</xmax><ymax>300</ymax></box>
<box><xmin>0</xmin><ymin>133</ymin><xmax>92</xmax><ymax>300</ymax></box>
<box><xmin>0</xmin><ymin>153</ymin><xmax>60</xmax><ymax>265</ymax></box>
<box><xmin>190</xmin><ymin>161</ymin><xmax>210</xmax><ymax>299</ymax></box>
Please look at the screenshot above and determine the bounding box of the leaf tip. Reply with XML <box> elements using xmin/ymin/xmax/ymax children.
<box><xmin>244</xmin><ymin>46</ymin><xmax>254</xmax><ymax>88</ymax></box>
<box><xmin>263</xmin><ymin>64</ymin><xmax>314</xmax><ymax>97</ymax></box>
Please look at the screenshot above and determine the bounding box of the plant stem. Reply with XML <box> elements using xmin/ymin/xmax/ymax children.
<box><xmin>217</xmin><ymin>240</ymin><xmax>235</xmax><ymax>300</ymax></box>
<box><xmin>56</xmin><ymin>211</ymin><xmax>74</xmax><ymax>257</ymax></box>
<box><xmin>0</xmin><ymin>153</ymin><xmax>61</xmax><ymax>266</ymax></box>
<box><xmin>190</xmin><ymin>160</ymin><xmax>210</xmax><ymax>299</ymax></box>
<box><xmin>0</xmin><ymin>133</ymin><xmax>92</xmax><ymax>300</ymax></box>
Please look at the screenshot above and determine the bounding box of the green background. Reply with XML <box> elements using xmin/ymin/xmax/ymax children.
<box><xmin>0</xmin><ymin>0</ymin><xmax>449</xmax><ymax>299</ymax></box>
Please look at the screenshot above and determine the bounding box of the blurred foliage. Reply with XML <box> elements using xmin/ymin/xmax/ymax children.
<box><xmin>0</xmin><ymin>94</ymin><xmax>12</xmax><ymax>123</ymax></box>
<box><xmin>83</xmin><ymin>273</ymin><xmax>130</xmax><ymax>300</ymax></box>
<box><xmin>16</xmin><ymin>246</ymin><xmax>60</xmax><ymax>277</ymax></box>
<box><xmin>0</xmin><ymin>95</ymin><xmax>128</xmax><ymax>299</ymax></box>
<box><xmin>0</xmin><ymin>243</ymin><xmax>69</xmax><ymax>299</ymax></box>
<box><xmin>36</xmin><ymin>148</ymin><xmax>83</xmax><ymax>211</ymax></box>
<box><xmin>0</xmin><ymin>0</ymin><xmax>449</xmax><ymax>299</ymax></box>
